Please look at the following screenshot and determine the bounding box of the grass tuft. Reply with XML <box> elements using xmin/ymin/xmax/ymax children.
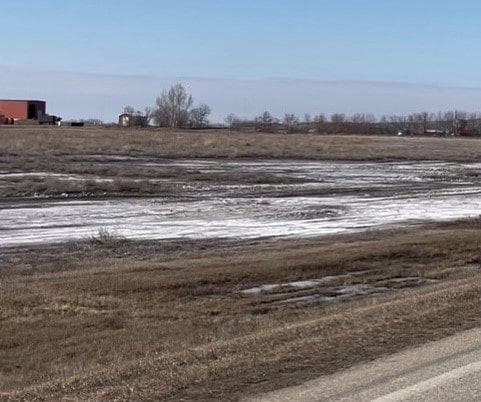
<box><xmin>89</xmin><ymin>228</ymin><xmax>126</xmax><ymax>247</ymax></box>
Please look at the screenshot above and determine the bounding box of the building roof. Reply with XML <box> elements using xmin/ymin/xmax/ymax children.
<box><xmin>0</xmin><ymin>99</ymin><xmax>46</xmax><ymax>103</ymax></box>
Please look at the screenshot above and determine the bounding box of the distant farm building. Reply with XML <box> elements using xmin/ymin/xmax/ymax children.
<box><xmin>118</xmin><ymin>113</ymin><xmax>149</xmax><ymax>127</ymax></box>
<box><xmin>118</xmin><ymin>113</ymin><xmax>131</xmax><ymax>127</ymax></box>
<box><xmin>0</xmin><ymin>99</ymin><xmax>46</xmax><ymax>120</ymax></box>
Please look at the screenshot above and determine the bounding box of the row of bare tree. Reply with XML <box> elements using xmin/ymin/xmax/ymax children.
<box><xmin>224</xmin><ymin>110</ymin><xmax>481</xmax><ymax>135</ymax></box>
<box><xmin>119</xmin><ymin>82</ymin><xmax>481</xmax><ymax>135</ymax></box>
<box><xmin>380</xmin><ymin>111</ymin><xmax>481</xmax><ymax>134</ymax></box>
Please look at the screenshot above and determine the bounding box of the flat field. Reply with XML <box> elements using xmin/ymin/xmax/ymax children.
<box><xmin>4</xmin><ymin>125</ymin><xmax>481</xmax><ymax>160</ymax></box>
<box><xmin>3</xmin><ymin>126</ymin><xmax>481</xmax><ymax>400</ymax></box>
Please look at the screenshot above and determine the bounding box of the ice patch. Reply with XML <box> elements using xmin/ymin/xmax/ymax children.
<box><xmin>240</xmin><ymin>271</ymin><xmax>371</xmax><ymax>294</ymax></box>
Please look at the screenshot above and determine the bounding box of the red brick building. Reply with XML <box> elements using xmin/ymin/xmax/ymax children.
<box><xmin>0</xmin><ymin>99</ymin><xmax>46</xmax><ymax>120</ymax></box>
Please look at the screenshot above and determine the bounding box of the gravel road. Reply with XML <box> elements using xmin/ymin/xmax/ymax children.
<box><xmin>246</xmin><ymin>327</ymin><xmax>481</xmax><ymax>401</ymax></box>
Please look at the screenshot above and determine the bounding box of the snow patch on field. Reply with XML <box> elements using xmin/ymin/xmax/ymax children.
<box><xmin>2</xmin><ymin>159</ymin><xmax>481</xmax><ymax>247</ymax></box>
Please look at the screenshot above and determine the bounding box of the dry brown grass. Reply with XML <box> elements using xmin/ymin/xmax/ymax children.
<box><xmin>2</xmin><ymin>226</ymin><xmax>481</xmax><ymax>400</ymax></box>
<box><xmin>2</xmin><ymin>176</ymin><xmax>163</xmax><ymax>197</ymax></box>
<box><xmin>4</xmin><ymin>126</ymin><xmax>481</xmax><ymax>400</ymax></box>
<box><xmin>3</xmin><ymin>125</ymin><xmax>481</xmax><ymax>161</ymax></box>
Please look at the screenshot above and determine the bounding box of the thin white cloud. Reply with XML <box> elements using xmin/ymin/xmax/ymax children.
<box><xmin>2</xmin><ymin>66</ymin><xmax>481</xmax><ymax>123</ymax></box>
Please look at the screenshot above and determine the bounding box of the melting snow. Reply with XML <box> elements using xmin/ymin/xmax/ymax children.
<box><xmin>2</xmin><ymin>159</ymin><xmax>481</xmax><ymax>247</ymax></box>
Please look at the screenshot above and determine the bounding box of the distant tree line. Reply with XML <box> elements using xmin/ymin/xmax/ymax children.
<box><xmin>223</xmin><ymin>110</ymin><xmax>481</xmax><ymax>135</ymax></box>
<box><xmin>118</xmin><ymin>82</ymin><xmax>481</xmax><ymax>136</ymax></box>
<box><xmin>223</xmin><ymin>111</ymin><xmax>381</xmax><ymax>134</ymax></box>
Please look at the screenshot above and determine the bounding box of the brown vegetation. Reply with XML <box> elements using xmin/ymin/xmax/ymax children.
<box><xmin>2</xmin><ymin>224</ymin><xmax>481</xmax><ymax>400</ymax></box>
<box><xmin>3</xmin><ymin>125</ymin><xmax>481</xmax><ymax>161</ymax></box>
<box><xmin>4</xmin><ymin>126</ymin><xmax>481</xmax><ymax>400</ymax></box>
<box><xmin>1</xmin><ymin>176</ymin><xmax>165</xmax><ymax>198</ymax></box>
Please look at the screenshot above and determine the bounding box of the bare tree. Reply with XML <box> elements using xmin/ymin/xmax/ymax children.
<box><xmin>441</xmin><ymin>111</ymin><xmax>456</xmax><ymax>133</ymax></box>
<box><xmin>452</xmin><ymin>110</ymin><xmax>468</xmax><ymax>135</ymax></box>
<box><xmin>349</xmin><ymin>113</ymin><xmax>365</xmax><ymax>124</ymax></box>
<box><xmin>469</xmin><ymin>112</ymin><xmax>481</xmax><ymax>133</ymax></box>
<box><xmin>410</xmin><ymin>112</ymin><xmax>431</xmax><ymax>133</ymax></box>
<box><xmin>379</xmin><ymin>115</ymin><xmax>390</xmax><ymax>131</ymax></box>
<box><xmin>301</xmin><ymin>113</ymin><xmax>312</xmax><ymax>133</ymax></box>
<box><xmin>152</xmin><ymin>83</ymin><xmax>194</xmax><ymax>128</ymax></box>
<box><xmin>330</xmin><ymin>113</ymin><xmax>346</xmax><ymax>123</ymax></box>
<box><xmin>313</xmin><ymin>113</ymin><xmax>327</xmax><ymax>133</ymax></box>
<box><xmin>143</xmin><ymin>107</ymin><xmax>152</xmax><ymax>125</ymax></box>
<box><xmin>131</xmin><ymin>108</ymin><xmax>151</xmax><ymax>127</ymax></box>
<box><xmin>388</xmin><ymin>115</ymin><xmax>410</xmax><ymax>131</ymax></box>
<box><xmin>255</xmin><ymin>111</ymin><xmax>277</xmax><ymax>132</ymax></box>
<box><xmin>189</xmin><ymin>104</ymin><xmax>211</xmax><ymax>128</ymax></box>
<box><xmin>283</xmin><ymin>113</ymin><xmax>299</xmax><ymax>133</ymax></box>
<box><xmin>225</xmin><ymin>113</ymin><xmax>241</xmax><ymax>130</ymax></box>
<box><xmin>123</xmin><ymin>105</ymin><xmax>136</xmax><ymax>115</ymax></box>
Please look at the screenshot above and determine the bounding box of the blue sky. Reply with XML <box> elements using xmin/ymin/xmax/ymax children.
<box><xmin>2</xmin><ymin>1</ymin><xmax>481</xmax><ymax>121</ymax></box>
